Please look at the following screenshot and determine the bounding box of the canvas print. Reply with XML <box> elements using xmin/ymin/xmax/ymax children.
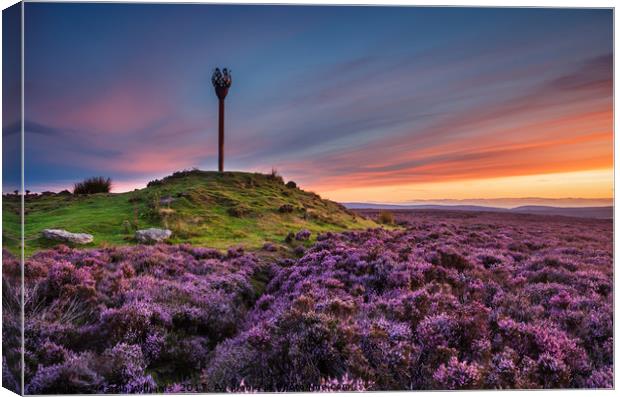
<box><xmin>1</xmin><ymin>2</ymin><xmax>614</xmax><ymax>394</ymax></box>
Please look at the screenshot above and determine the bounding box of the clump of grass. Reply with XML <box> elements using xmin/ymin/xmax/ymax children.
<box><xmin>378</xmin><ymin>210</ymin><xmax>395</xmax><ymax>225</ymax></box>
<box><xmin>285</xmin><ymin>232</ymin><xmax>295</xmax><ymax>243</ymax></box>
<box><xmin>268</xmin><ymin>168</ymin><xmax>284</xmax><ymax>184</ymax></box>
<box><xmin>168</xmin><ymin>218</ymin><xmax>200</xmax><ymax>239</ymax></box>
<box><xmin>159</xmin><ymin>208</ymin><xmax>176</xmax><ymax>216</ymax></box>
<box><xmin>278</xmin><ymin>204</ymin><xmax>294</xmax><ymax>213</ymax></box>
<box><xmin>228</xmin><ymin>203</ymin><xmax>252</xmax><ymax>218</ymax></box>
<box><xmin>121</xmin><ymin>220</ymin><xmax>133</xmax><ymax>234</ymax></box>
<box><xmin>73</xmin><ymin>177</ymin><xmax>112</xmax><ymax>195</ymax></box>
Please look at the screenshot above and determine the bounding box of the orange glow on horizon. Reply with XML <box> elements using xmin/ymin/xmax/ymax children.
<box><xmin>312</xmin><ymin>168</ymin><xmax>613</xmax><ymax>204</ymax></box>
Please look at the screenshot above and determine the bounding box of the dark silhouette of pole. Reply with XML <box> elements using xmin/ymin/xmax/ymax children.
<box><xmin>211</xmin><ymin>68</ymin><xmax>232</xmax><ymax>172</ymax></box>
<box><xmin>218</xmin><ymin>98</ymin><xmax>225</xmax><ymax>172</ymax></box>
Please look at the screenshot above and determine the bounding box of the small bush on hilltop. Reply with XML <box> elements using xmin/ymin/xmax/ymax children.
<box><xmin>268</xmin><ymin>168</ymin><xmax>284</xmax><ymax>184</ymax></box>
<box><xmin>73</xmin><ymin>177</ymin><xmax>112</xmax><ymax>195</ymax></box>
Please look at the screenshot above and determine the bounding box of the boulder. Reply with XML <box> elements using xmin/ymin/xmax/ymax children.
<box><xmin>135</xmin><ymin>228</ymin><xmax>172</xmax><ymax>244</ymax></box>
<box><xmin>42</xmin><ymin>229</ymin><xmax>93</xmax><ymax>244</ymax></box>
<box><xmin>160</xmin><ymin>196</ymin><xmax>175</xmax><ymax>205</ymax></box>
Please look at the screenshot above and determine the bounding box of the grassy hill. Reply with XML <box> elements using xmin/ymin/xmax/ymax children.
<box><xmin>3</xmin><ymin>170</ymin><xmax>377</xmax><ymax>256</ymax></box>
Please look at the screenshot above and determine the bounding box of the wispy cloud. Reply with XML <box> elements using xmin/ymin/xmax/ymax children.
<box><xmin>21</xmin><ymin>5</ymin><xmax>612</xmax><ymax>199</ymax></box>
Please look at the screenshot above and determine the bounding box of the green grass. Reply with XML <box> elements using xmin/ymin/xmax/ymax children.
<box><xmin>3</xmin><ymin>170</ymin><xmax>378</xmax><ymax>256</ymax></box>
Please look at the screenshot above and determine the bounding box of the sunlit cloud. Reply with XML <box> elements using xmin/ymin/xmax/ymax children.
<box><xmin>318</xmin><ymin>168</ymin><xmax>614</xmax><ymax>205</ymax></box>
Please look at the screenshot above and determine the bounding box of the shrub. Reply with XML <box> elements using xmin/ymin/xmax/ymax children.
<box><xmin>378</xmin><ymin>210</ymin><xmax>395</xmax><ymax>225</ymax></box>
<box><xmin>25</xmin><ymin>353</ymin><xmax>104</xmax><ymax>394</ymax></box>
<box><xmin>262</xmin><ymin>243</ymin><xmax>277</xmax><ymax>252</ymax></box>
<box><xmin>318</xmin><ymin>374</ymin><xmax>375</xmax><ymax>392</ymax></box>
<box><xmin>433</xmin><ymin>250</ymin><xmax>472</xmax><ymax>271</ymax></box>
<box><xmin>433</xmin><ymin>357</ymin><xmax>482</xmax><ymax>390</ymax></box>
<box><xmin>278</xmin><ymin>204</ymin><xmax>294</xmax><ymax>213</ymax></box>
<box><xmin>228</xmin><ymin>203</ymin><xmax>252</xmax><ymax>218</ymax></box>
<box><xmin>286</xmin><ymin>181</ymin><xmax>297</xmax><ymax>189</ymax></box>
<box><xmin>122</xmin><ymin>220</ymin><xmax>133</xmax><ymax>234</ymax></box>
<box><xmin>285</xmin><ymin>232</ymin><xmax>295</xmax><ymax>243</ymax></box>
<box><xmin>146</xmin><ymin>178</ymin><xmax>163</xmax><ymax>188</ymax></box>
<box><xmin>295</xmin><ymin>229</ymin><xmax>311</xmax><ymax>241</ymax></box>
<box><xmin>73</xmin><ymin>176</ymin><xmax>111</xmax><ymax>195</ymax></box>
<box><xmin>267</xmin><ymin>168</ymin><xmax>284</xmax><ymax>184</ymax></box>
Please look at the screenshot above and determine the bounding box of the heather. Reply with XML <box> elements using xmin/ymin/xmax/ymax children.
<box><xmin>3</xmin><ymin>211</ymin><xmax>613</xmax><ymax>392</ymax></box>
<box><xmin>5</xmin><ymin>244</ymin><xmax>271</xmax><ymax>394</ymax></box>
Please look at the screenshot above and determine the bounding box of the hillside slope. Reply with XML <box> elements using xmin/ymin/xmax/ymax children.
<box><xmin>3</xmin><ymin>170</ymin><xmax>377</xmax><ymax>255</ymax></box>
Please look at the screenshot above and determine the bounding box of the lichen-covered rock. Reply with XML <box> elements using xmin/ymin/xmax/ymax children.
<box><xmin>41</xmin><ymin>229</ymin><xmax>93</xmax><ymax>244</ymax></box>
<box><xmin>159</xmin><ymin>196</ymin><xmax>175</xmax><ymax>205</ymax></box>
<box><xmin>135</xmin><ymin>228</ymin><xmax>172</xmax><ymax>244</ymax></box>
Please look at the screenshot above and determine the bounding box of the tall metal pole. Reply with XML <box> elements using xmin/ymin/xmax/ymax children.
<box><xmin>218</xmin><ymin>98</ymin><xmax>225</xmax><ymax>172</ymax></box>
<box><xmin>212</xmin><ymin>68</ymin><xmax>232</xmax><ymax>173</ymax></box>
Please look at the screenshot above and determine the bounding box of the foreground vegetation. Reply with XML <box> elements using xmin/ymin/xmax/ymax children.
<box><xmin>2</xmin><ymin>170</ymin><xmax>376</xmax><ymax>255</ymax></box>
<box><xmin>2</xmin><ymin>211</ymin><xmax>612</xmax><ymax>392</ymax></box>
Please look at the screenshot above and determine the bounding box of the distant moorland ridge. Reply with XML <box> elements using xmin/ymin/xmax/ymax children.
<box><xmin>344</xmin><ymin>202</ymin><xmax>613</xmax><ymax>219</ymax></box>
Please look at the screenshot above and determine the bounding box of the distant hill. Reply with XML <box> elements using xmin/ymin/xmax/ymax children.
<box><xmin>3</xmin><ymin>170</ymin><xmax>377</xmax><ymax>255</ymax></box>
<box><xmin>343</xmin><ymin>202</ymin><xmax>613</xmax><ymax>219</ymax></box>
<box><xmin>344</xmin><ymin>203</ymin><xmax>507</xmax><ymax>212</ymax></box>
<box><xmin>344</xmin><ymin>197</ymin><xmax>613</xmax><ymax>208</ymax></box>
<box><xmin>510</xmin><ymin>205</ymin><xmax>613</xmax><ymax>219</ymax></box>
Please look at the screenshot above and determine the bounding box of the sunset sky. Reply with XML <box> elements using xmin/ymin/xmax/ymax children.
<box><xmin>3</xmin><ymin>4</ymin><xmax>613</xmax><ymax>204</ymax></box>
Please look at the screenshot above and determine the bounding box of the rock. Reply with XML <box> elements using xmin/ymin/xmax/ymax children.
<box><xmin>42</xmin><ymin>229</ymin><xmax>93</xmax><ymax>244</ymax></box>
<box><xmin>160</xmin><ymin>196</ymin><xmax>175</xmax><ymax>205</ymax></box>
<box><xmin>135</xmin><ymin>228</ymin><xmax>172</xmax><ymax>244</ymax></box>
